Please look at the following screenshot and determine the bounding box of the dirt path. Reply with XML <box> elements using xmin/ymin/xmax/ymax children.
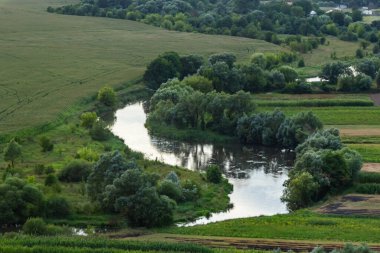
<box><xmin>370</xmin><ymin>93</ymin><xmax>380</xmax><ymax>106</ymax></box>
<box><xmin>363</xmin><ymin>163</ymin><xmax>380</xmax><ymax>173</ymax></box>
<box><xmin>114</xmin><ymin>233</ymin><xmax>380</xmax><ymax>252</ymax></box>
<box><xmin>340</xmin><ymin>128</ymin><xmax>380</xmax><ymax>136</ymax></box>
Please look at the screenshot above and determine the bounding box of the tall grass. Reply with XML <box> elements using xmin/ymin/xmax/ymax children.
<box><xmin>0</xmin><ymin>236</ymin><xmax>212</xmax><ymax>253</ymax></box>
<box><xmin>358</xmin><ymin>172</ymin><xmax>380</xmax><ymax>184</ymax></box>
<box><xmin>355</xmin><ymin>183</ymin><xmax>380</xmax><ymax>194</ymax></box>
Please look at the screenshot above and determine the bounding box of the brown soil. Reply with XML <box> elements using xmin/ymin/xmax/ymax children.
<box><xmin>370</xmin><ymin>93</ymin><xmax>380</xmax><ymax>106</ymax></box>
<box><xmin>362</xmin><ymin>163</ymin><xmax>380</xmax><ymax>173</ymax></box>
<box><xmin>340</xmin><ymin>129</ymin><xmax>380</xmax><ymax>136</ymax></box>
<box><xmin>317</xmin><ymin>194</ymin><xmax>380</xmax><ymax>216</ymax></box>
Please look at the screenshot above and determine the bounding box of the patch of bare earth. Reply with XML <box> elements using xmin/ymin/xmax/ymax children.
<box><xmin>317</xmin><ymin>194</ymin><xmax>380</xmax><ymax>216</ymax></box>
<box><xmin>362</xmin><ymin>163</ymin><xmax>380</xmax><ymax>173</ymax></box>
<box><xmin>370</xmin><ymin>93</ymin><xmax>380</xmax><ymax>106</ymax></box>
<box><xmin>340</xmin><ymin>129</ymin><xmax>380</xmax><ymax>136</ymax></box>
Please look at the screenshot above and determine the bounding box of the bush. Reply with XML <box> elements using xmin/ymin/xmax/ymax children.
<box><xmin>46</xmin><ymin>196</ymin><xmax>71</xmax><ymax>218</ymax></box>
<box><xmin>40</xmin><ymin>136</ymin><xmax>54</xmax><ymax>152</ymax></box>
<box><xmin>206</xmin><ymin>165</ymin><xmax>222</xmax><ymax>184</ymax></box>
<box><xmin>181</xmin><ymin>179</ymin><xmax>200</xmax><ymax>201</ymax></box>
<box><xmin>283</xmin><ymin>81</ymin><xmax>312</xmax><ymax>94</ymax></box>
<box><xmin>23</xmin><ymin>218</ymin><xmax>47</xmax><ymax>235</ymax></box>
<box><xmin>97</xmin><ymin>86</ymin><xmax>116</xmax><ymax>106</ymax></box>
<box><xmin>76</xmin><ymin>147</ymin><xmax>99</xmax><ymax>162</ymax></box>
<box><xmin>158</xmin><ymin>180</ymin><xmax>184</xmax><ymax>202</ymax></box>
<box><xmin>90</xmin><ymin>121</ymin><xmax>110</xmax><ymax>141</ymax></box>
<box><xmin>45</xmin><ymin>174</ymin><xmax>58</xmax><ymax>186</ymax></box>
<box><xmin>59</xmin><ymin>159</ymin><xmax>92</xmax><ymax>182</ymax></box>
<box><xmin>80</xmin><ymin>112</ymin><xmax>98</xmax><ymax>128</ymax></box>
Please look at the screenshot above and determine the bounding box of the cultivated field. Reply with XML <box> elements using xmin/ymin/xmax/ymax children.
<box><xmin>0</xmin><ymin>0</ymin><xmax>283</xmax><ymax>134</ymax></box>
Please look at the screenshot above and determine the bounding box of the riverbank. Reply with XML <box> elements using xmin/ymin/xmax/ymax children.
<box><xmin>0</xmin><ymin>80</ymin><xmax>233</xmax><ymax>227</ymax></box>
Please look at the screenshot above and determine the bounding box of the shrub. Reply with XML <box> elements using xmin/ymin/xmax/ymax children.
<box><xmin>46</xmin><ymin>196</ymin><xmax>71</xmax><ymax>218</ymax></box>
<box><xmin>90</xmin><ymin>121</ymin><xmax>110</xmax><ymax>141</ymax></box>
<box><xmin>283</xmin><ymin>81</ymin><xmax>312</xmax><ymax>94</ymax></box>
<box><xmin>80</xmin><ymin>112</ymin><xmax>98</xmax><ymax>128</ymax></box>
<box><xmin>58</xmin><ymin>159</ymin><xmax>92</xmax><ymax>182</ymax></box>
<box><xmin>45</xmin><ymin>174</ymin><xmax>58</xmax><ymax>186</ymax></box>
<box><xmin>158</xmin><ymin>180</ymin><xmax>183</xmax><ymax>202</ymax></box>
<box><xmin>76</xmin><ymin>147</ymin><xmax>99</xmax><ymax>162</ymax></box>
<box><xmin>34</xmin><ymin>164</ymin><xmax>45</xmax><ymax>175</ymax></box>
<box><xmin>181</xmin><ymin>179</ymin><xmax>200</xmax><ymax>201</ymax></box>
<box><xmin>206</xmin><ymin>165</ymin><xmax>222</xmax><ymax>184</ymax></box>
<box><xmin>97</xmin><ymin>86</ymin><xmax>116</xmax><ymax>106</ymax></box>
<box><xmin>165</xmin><ymin>171</ymin><xmax>180</xmax><ymax>185</ymax></box>
<box><xmin>277</xmin><ymin>65</ymin><xmax>298</xmax><ymax>83</ymax></box>
<box><xmin>40</xmin><ymin>136</ymin><xmax>54</xmax><ymax>152</ymax></box>
<box><xmin>22</xmin><ymin>218</ymin><xmax>47</xmax><ymax>235</ymax></box>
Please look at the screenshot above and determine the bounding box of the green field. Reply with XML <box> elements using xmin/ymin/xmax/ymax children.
<box><xmin>0</xmin><ymin>0</ymin><xmax>285</xmax><ymax>134</ymax></box>
<box><xmin>158</xmin><ymin>211</ymin><xmax>380</xmax><ymax>243</ymax></box>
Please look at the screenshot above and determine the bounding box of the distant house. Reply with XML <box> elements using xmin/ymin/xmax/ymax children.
<box><xmin>363</xmin><ymin>10</ymin><xmax>373</xmax><ymax>15</ymax></box>
<box><xmin>339</xmin><ymin>4</ymin><xmax>347</xmax><ymax>9</ymax></box>
<box><xmin>310</xmin><ymin>10</ymin><xmax>317</xmax><ymax>16</ymax></box>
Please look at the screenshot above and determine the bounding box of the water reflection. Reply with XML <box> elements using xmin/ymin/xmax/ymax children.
<box><xmin>111</xmin><ymin>102</ymin><xmax>294</xmax><ymax>225</ymax></box>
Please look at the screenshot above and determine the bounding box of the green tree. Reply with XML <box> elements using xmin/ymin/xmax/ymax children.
<box><xmin>206</xmin><ymin>165</ymin><xmax>222</xmax><ymax>183</ymax></box>
<box><xmin>0</xmin><ymin>178</ymin><xmax>44</xmax><ymax>226</ymax></box>
<box><xmin>97</xmin><ymin>86</ymin><xmax>116</xmax><ymax>106</ymax></box>
<box><xmin>4</xmin><ymin>138</ymin><xmax>22</xmax><ymax>167</ymax></box>
<box><xmin>281</xmin><ymin>172</ymin><xmax>319</xmax><ymax>211</ymax></box>
<box><xmin>277</xmin><ymin>66</ymin><xmax>298</xmax><ymax>83</ymax></box>
<box><xmin>80</xmin><ymin>112</ymin><xmax>98</xmax><ymax>128</ymax></box>
<box><xmin>182</xmin><ymin>75</ymin><xmax>213</xmax><ymax>93</ymax></box>
<box><xmin>39</xmin><ymin>136</ymin><xmax>54</xmax><ymax>152</ymax></box>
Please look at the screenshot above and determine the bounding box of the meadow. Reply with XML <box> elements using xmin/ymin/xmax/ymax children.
<box><xmin>0</xmin><ymin>0</ymin><xmax>280</xmax><ymax>134</ymax></box>
<box><xmin>158</xmin><ymin>211</ymin><xmax>380</xmax><ymax>243</ymax></box>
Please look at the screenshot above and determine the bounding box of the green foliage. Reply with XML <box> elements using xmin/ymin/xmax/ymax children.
<box><xmin>206</xmin><ymin>165</ymin><xmax>222</xmax><ymax>184</ymax></box>
<box><xmin>355</xmin><ymin>183</ymin><xmax>380</xmax><ymax>194</ymax></box>
<box><xmin>46</xmin><ymin>196</ymin><xmax>71</xmax><ymax>218</ymax></box>
<box><xmin>76</xmin><ymin>147</ymin><xmax>99</xmax><ymax>162</ymax></box>
<box><xmin>277</xmin><ymin>111</ymin><xmax>323</xmax><ymax>148</ymax></box>
<box><xmin>182</xmin><ymin>75</ymin><xmax>213</xmax><ymax>93</ymax></box>
<box><xmin>87</xmin><ymin>151</ymin><xmax>134</xmax><ymax>203</ymax></box>
<box><xmin>283</xmin><ymin>128</ymin><xmax>362</xmax><ymax>211</ymax></box>
<box><xmin>320</xmin><ymin>61</ymin><xmax>350</xmax><ymax>84</ymax></box>
<box><xmin>358</xmin><ymin>172</ymin><xmax>380</xmax><ymax>184</ymax></box>
<box><xmin>22</xmin><ymin>218</ymin><xmax>47</xmax><ymax>235</ymax></box>
<box><xmin>281</xmin><ymin>172</ymin><xmax>319</xmax><ymax>210</ymax></box>
<box><xmin>45</xmin><ymin>174</ymin><xmax>59</xmax><ymax>186</ymax></box>
<box><xmin>39</xmin><ymin>136</ymin><xmax>54</xmax><ymax>152</ymax></box>
<box><xmin>144</xmin><ymin>52</ymin><xmax>182</xmax><ymax>90</ymax></box>
<box><xmin>0</xmin><ymin>178</ymin><xmax>44</xmax><ymax>226</ymax></box>
<box><xmin>158</xmin><ymin>180</ymin><xmax>184</xmax><ymax>202</ymax></box>
<box><xmin>80</xmin><ymin>112</ymin><xmax>98</xmax><ymax>128</ymax></box>
<box><xmin>97</xmin><ymin>86</ymin><xmax>116</xmax><ymax>107</ymax></box>
<box><xmin>0</xmin><ymin>236</ymin><xmax>213</xmax><ymax>253</ymax></box>
<box><xmin>58</xmin><ymin>159</ymin><xmax>92</xmax><ymax>182</ymax></box>
<box><xmin>90</xmin><ymin>120</ymin><xmax>110</xmax><ymax>141</ymax></box>
<box><xmin>277</xmin><ymin>66</ymin><xmax>298</xmax><ymax>83</ymax></box>
<box><xmin>337</xmin><ymin>74</ymin><xmax>372</xmax><ymax>92</ymax></box>
<box><xmin>4</xmin><ymin>138</ymin><xmax>22</xmax><ymax>167</ymax></box>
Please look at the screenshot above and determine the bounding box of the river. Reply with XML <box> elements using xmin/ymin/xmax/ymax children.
<box><xmin>110</xmin><ymin>102</ymin><xmax>294</xmax><ymax>225</ymax></box>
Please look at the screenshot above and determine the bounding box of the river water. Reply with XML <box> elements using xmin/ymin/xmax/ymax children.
<box><xmin>110</xmin><ymin>102</ymin><xmax>294</xmax><ymax>225</ymax></box>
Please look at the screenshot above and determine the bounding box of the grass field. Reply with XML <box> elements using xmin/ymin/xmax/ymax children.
<box><xmin>0</xmin><ymin>0</ymin><xmax>286</xmax><ymax>134</ymax></box>
<box><xmin>158</xmin><ymin>211</ymin><xmax>380</xmax><ymax>243</ymax></box>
